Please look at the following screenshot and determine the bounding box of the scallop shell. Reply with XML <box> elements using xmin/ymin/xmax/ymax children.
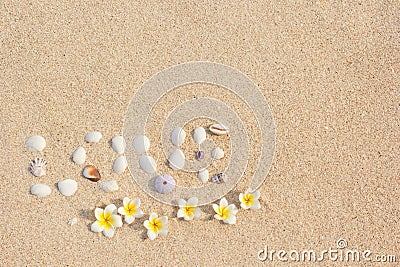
<box><xmin>209</xmin><ymin>124</ymin><xmax>229</xmax><ymax>135</ymax></box>
<box><xmin>72</xmin><ymin>146</ymin><xmax>86</xmax><ymax>165</ymax></box>
<box><xmin>132</xmin><ymin>135</ymin><xmax>150</xmax><ymax>153</ymax></box>
<box><xmin>198</xmin><ymin>169</ymin><xmax>209</xmax><ymax>183</ymax></box>
<box><xmin>139</xmin><ymin>155</ymin><xmax>157</xmax><ymax>174</ymax></box>
<box><xmin>155</xmin><ymin>174</ymin><xmax>176</xmax><ymax>194</ymax></box>
<box><xmin>26</xmin><ymin>135</ymin><xmax>46</xmax><ymax>152</ymax></box>
<box><xmin>30</xmin><ymin>184</ymin><xmax>51</xmax><ymax>198</ymax></box>
<box><xmin>171</xmin><ymin>127</ymin><xmax>186</xmax><ymax>147</ymax></box>
<box><xmin>29</xmin><ymin>158</ymin><xmax>47</xmax><ymax>177</ymax></box>
<box><xmin>211</xmin><ymin>147</ymin><xmax>225</xmax><ymax>160</ymax></box>
<box><xmin>113</xmin><ymin>156</ymin><xmax>127</xmax><ymax>174</ymax></box>
<box><xmin>57</xmin><ymin>178</ymin><xmax>78</xmax><ymax>197</ymax></box>
<box><xmin>99</xmin><ymin>180</ymin><xmax>119</xmax><ymax>193</ymax></box>
<box><xmin>84</xmin><ymin>131</ymin><xmax>102</xmax><ymax>143</ymax></box>
<box><xmin>82</xmin><ymin>165</ymin><xmax>101</xmax><ymax>182</ymax></box>
<box><xmin>111</xmin><ymin>135</ymin><xmax>126</xmax><ymax>154</ymax></box>
<box><xmin>193</xmin><ymin>127</ymin><xmax>206</xmax><ymax>145</ymax></box>
<box><xmin>67</xmin><ymin>218</ymin><xmax>78</xmax><ymax>226</ymax></box>
<box><xmin>168</xmin><ymin>149</ymin><xmax>185</xmax><ymax>170</ymax></box>
<box><xmin>196</xmin><ymin>150</ymin><xmax>205</xmax><ymax>160</ymax></box>
<box><xmin>211</xmin><ymin>173</ymin><xmax>227</xmax><ymax>184</ymax></box>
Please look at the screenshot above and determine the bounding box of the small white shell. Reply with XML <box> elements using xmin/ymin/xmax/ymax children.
<box><xmin>193</xmin><ymin>127</ymin><xmax>206</xmax><ymax>145</ymax></box>
<box><xmin>72</xmin><ymin>146</ymin><xmax>86</xmax><ymax>165</ymax></box>
<box><xmin>30</xmin><ymin>184</ymin><xmax>51</xmax><ymax>198</ymax></box>
<box><xmin>171</xmin><ymin>127</ymin><xmax>186</xmax><ymax>147</ymax></box>
<box><xmin>99</xmin><ymin>180</ymin><xmax>119</xmax><ymax>193</ymax></box>
<box><xmin>211</xmin><ymin>147</ymin><xmax>225</xmax><ymax>160</ymax></box>
<box><xmin>57</xmin><ymin>179</ymin><xmax>78</xmax><ymax>197</ymax></box>
<box><xmin>111</xmin><ymin>135</ymin><xmax>126</xmax><ymax>154</ymax></box>
<box><xmin>168</xmin><ymin>149</ymin><xmax>185</xmax><ymax>170</ymax></box>
<box><xmin>29</xmin><ymin>158</ymin><xmax>47</xmax><ymax>177</ymax></box>
<box><xmin>113</xmin><ymin>156</ymin><xmax>127</xmax><ymax>174</ymax></box>
<box><xmin>198</xmin><ymin>169</ymin><xmax>209</xmax><ymax>183</ymax></box>
<box><xmin>67</xmin><ymin>218</ymin><xmax>78</xmax><ymax>226</ymax></box>
<box><xmin>132</xmin><ymin>135</ymin><xmax>150</xmax><ymax>153</ymax></box>
<box><xmin>26</xmin><ymin>135</ymin><xmax>46</xmax><ymax>152</ymax></box>
<box><xmin>84</xmin><ymin>131</ymin><xmax>102</xmax><ymax>143</ymax></box>
<box><xmin>139</xmin><ymin>155</ymin><xmax>157</xmax><ymax>174</ymax></box>
<box><xmin>209</xmin><ymin>124</ymin><xmax>229</xmax><ymax>135</ymax></box>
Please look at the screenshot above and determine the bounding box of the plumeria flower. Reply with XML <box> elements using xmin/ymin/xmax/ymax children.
<box><xmin>177</xmin><ymin>197</ymin><xmax>202</xmax><ymax>221</ymax></box>
<box><xmin>91</xmin><ymin>204</ymin><xmax>123</xmax><ymax>238</ymax></box>
<box><xmin>117</xmin><ymin>197</ymin><xmax>144</xmax><ymax>224</ymax></box>
<box><xmin>239</xmin><ymin>189</ymin><xmax>261</xmax><ymax>210</ymax></box>
<box><xmin>143</xmin><ymin>213</ymin><xmax>168</xmax><ymax>240</ymax></box>
<box><xmin>213</xmin><ymin>197</ymin><xmax>238</xmax><ymax>224</ymax></box>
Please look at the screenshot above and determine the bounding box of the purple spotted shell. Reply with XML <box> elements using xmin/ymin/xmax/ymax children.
<box><xmin>211</xmin><ymin>173</ymin><xmax>227</xmax><ymax>184</ymax></box>
<box><xmin>155</xmin><ymin>174</ymin><xmax>176</xmax><ymax>194</ymax></box>
<box><xmin>196</xmin><ymin>150</ymin><xmax>205</xmax><ymax>160</ymax></box>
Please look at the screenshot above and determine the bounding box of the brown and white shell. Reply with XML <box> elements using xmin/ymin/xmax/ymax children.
<box><xmin>82</xmin><ymin>165</ymin><xmax>101</xmax><ymax>182</ymax></box>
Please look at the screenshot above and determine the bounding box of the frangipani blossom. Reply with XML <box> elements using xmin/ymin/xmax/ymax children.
<box><xmin>118</xmin><ymin>197</ymin><xmax>144</xmax><ymax>224</ymax></box>
<box><xmin>177</xmin><ymin>197</ymin><xmax>202</xmax><ymax>221</ymax></box>
<box><xmin>239</xmin><ymin>189</ymin><xmax>261</xmax><ymax>210</ymax></box>
<box><xmin>91</xmin><ymin>204</ymin><xmax>123</xmax><ymax>238</ymax></box>
<box><xmin>143</xmin><ymin>213</ymin><xmax>168</xmax><ymax>240</ymax></box>
<box><xmin>213</xmin><ymin>197</ymin><xmax>238</xmax><ymax>224</ymax></box>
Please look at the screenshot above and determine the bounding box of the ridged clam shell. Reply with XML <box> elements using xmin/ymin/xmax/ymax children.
<box><xmin>29</xmin><ymin>158</ymin><xmax>47</xmax><ymax>177</ymax></box>
<box><xmin>198</xmin><ymin>169</ymin><xmax>209</xmax><ymax>183</ymax></box>
<box><xmin>57</xmin><ymin>178</ymin><xmax>78</xmax><ymax>197</ymax></box>
<box><xmin>26</xmin><ymin>135</ymin><xmax>46</xmax><ymax>152</ymax></box>
<box><xmin>211</xmin><ymin>147</ymin><xmax>224</xmax><ymax>160</ymax></box>
<box><xmin>82</xmin><ymin>165</ymin><xmax>101</xmax><ymax>182</ymax></box>
<box><xmin>139</xmin><ymin>155</ymin><xmax>157</xmax><ymax>174</ymax></box>
<box><xmin>168</xmin><ymin>149</ymin><xmax>185</xmax><ymax>170</ymax></box>
<box><xmin>209</xmin><ymin>124</ymin><xmax>229</xmax><ymax>135</ymax></box>
<box><xmin>111</xmin><ymin>135</ymin><xmax>126</xmax><ymax>154</ymax></box>
<box><xmin>155</xmin><ymin>174</ymin><xmax>176</xmax><ymax>194</ymax></box>
<box><xmin>72</xmin><ymin>146</ymin><xmax>86</xmax><ymax>165</ymax></box>
<box><xmin>171</xmin><ymin>127</ymin><xmax>186</xmax><ymax>147</ymax></box>
<box><xmin>99</xmin><ymin>180</ymin><xmax>119</xmax><ymax>193</ymax></box>
<box><xmin>30</xmin><ymin>184</ymin><xmax>51</xmax><ymax>198</ymax></box>
<box><xmin>113</xmin><ymin>156</ymin><xmax>127</xmax><ymax>174</ymax></box>
<box><xmin>84</xmin><ymin>131</ymin><xmax>102</xmax><ymax>143</ymax></box>
<box><xmin>193</xmin><ymin>127</ymin><xmax>206</xmax><ymax>145</ymax></box>
<box><xmin>132</xmin><ymin>135</ymin><xmax>150</xmax><ymax>153</ymax></box>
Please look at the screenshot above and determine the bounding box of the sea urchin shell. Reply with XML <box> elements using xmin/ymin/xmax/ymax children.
<box><xmin>155</xmin><ymin>174</ymin><xmax>176</xmax><ymax>194</ymax></box>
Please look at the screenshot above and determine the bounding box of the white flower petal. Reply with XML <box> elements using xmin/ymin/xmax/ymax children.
<box><xmin>194</xmin><ymin>208</ymin><xmax>202</xmax><ymax>218</ymax></box>
<box><xmin>214</xmin><ymin>214</ymin><xmax>222</xmax><ymax>221</ymax></box>
<box><xmin>135</xmin><ymin>208</ymin><xmax>144</xmax><ymax>218</ymax></box>
<box><xmin>239</xmin><ymin>193</ymin><xmax>244</xmax><ymax>202</ymax></box>
<box><xmin>251</xmin><ymin>199</ymin><xmax>261</xmax><ymax>210</ymax></box>
<box><xmin>149</xmin><ymin>213</ymin><xmax>158</xmax><ymax>221</ymax></box>
<box><xmin>143</xmin><ymin>220</ymin><xmax>151</xmax><ymax>230</ymax></box>
<box><xmin>159</xmin><ymin>228</ymin><xmax>168</xmax><ymax>236</ymax></box>
<box><xmin>220</xmin><ymin>197</ymin><xmax>228</xmax><ymax>207</ymax></box>
<box><xmin>184</xmin><ymin>214</ymin><xmax>194</xmax><ymax>221</ymax></box>
<box><xmin>147</xmin><ymin>230</ymin><xmax>158</xmax><ymax>240</ymax></box>
<box><xmin>110</xmin><ymin>214</ymin><xmax>123</xmax><ymax>228</ymax></box>
<box><xmin>125</xmin><ymin>215</ymin><xmax>135</xmax><ymax>224</ymax></box>
<box><xmin>117</xmin><ymin>206</ymin><xmax>126</xmax><ymax>216</ymax></box>
<box><xmin>212</xmin><ymin>204</ymin><xmax>220</xmax><ymax>214</ymax></box>
<box><xmin>187</xmin><ymin>197</ymin><xmax>198</xmax><ymax>206</ymax></box>
<box><xmin>227</xmin><ymin>204</ymin><xmax>238</xmax><ymax>214</ymax></box>
<box><xmin>224</xmin><ymin>214</ymin><xmax>236</xmax><ymax>224</ymax></box>
<box><xmin>178</xmin><ymin>199</ymin><xmax>186</xmax><ymax>208</ymax></box>
<box><xmin>104</xmin><ymin>204</ymin><xmax>117</xmax><ymax>215</ymax></box>
<box><xmin>103</xmin><ymin>226</ymin><xmax>115</xmax><ymax>238</ymax></box>
<box><xmin>252</xmin><ymin>190</ymin><xmax>260</xmax><ymax>199</ymax></box>
<box><xmin>177</xmin><ymin>208</ymin><xmax>185</xmax><ymax>218</ymax></box>
<box><xmin>241</xmin><ymin>203</ymin><xmax>250</xmax><ymax>209</ymax></box>
<box><xmin>132</xmin><ymin>198</ymin><xmax>141</xmax><ymax>206</ymax></box>
<box><xmin>159</xmin><ymin>216</ymin><xmax>168</xmax><ymax>224</ymax></box>
<box><xmin>91</xmin><ymin>221</ymin><xmax>104</xmax><ymax>232</ymax></box>
<box><xmin>94</xmin><ymin>208</ymin><xmax>104</xmax><ymax>220</ymax></box>
<box><xmin>123</xmin><ymin>197</ymin><xmax>130</xmax><ymax>206</ymax></box>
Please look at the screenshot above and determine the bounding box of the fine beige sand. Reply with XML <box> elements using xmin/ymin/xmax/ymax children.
<box><xmin>1</xmin><ymin>1</ymin><xmax>399</xmax><ymax>266</ymax></box>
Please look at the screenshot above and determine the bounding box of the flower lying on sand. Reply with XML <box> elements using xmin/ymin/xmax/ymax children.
<box><xmin>177</xmin><ymin>197</ymin><xmax>202</xmax><ymax>221</ymax></box>
<box><xmin>91</xmin><ymin>204</ymin><xmax>123</xmax><ymax>238</ymax></box>
<box><xmin>143</xmin><ymin>213</ymin><xmax>168</xmax><ymax>240</ymax></box>
<box><xmin>213</xmin><ymin>197</ymin><xmax>238</xmax><ymax>224</ymax></box>
<box><xmin>239</xmin><ymin>189</ymin><xmax>261</xmax><ymax>210</ymax></box>
<box><xmin>118</xmin><ymin>197</ymin><xmax>144</xmax><ymax>224</ymax></box>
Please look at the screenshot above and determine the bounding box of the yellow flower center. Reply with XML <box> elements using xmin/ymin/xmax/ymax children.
<box><xmin>217</xmin><ymin>205</ymin><xmax>230</xmax><ymax>220</ymax></box>
<box><xmin>183</xmin><ymin>206</ymin><xmax>195</xmax><ymax>217</ymax></box>
<box><xmin>124</xmin><ymin>202</ymin><xmax>137</xmax><ymax>216</ymax></box>
<box><xmin>98</xmin><ymin>212</ymin><xmax>114</xmax><ymax>229</ymax></box>
<box><xmin>148</xmin><ymin>218</ymin><xmax>163</xmax><ymax>233</ymax></box>
<box><xmin>243</xmin><ymin>193</ymin><xmax>254</xmax><ymax>206</ymax></box>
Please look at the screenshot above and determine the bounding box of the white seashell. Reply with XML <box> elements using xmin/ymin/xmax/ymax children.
<box><xmin>211</xmin><ymin>147</ymin><xmax>225</xmax><ymax>160</ymax></box>
<box><xmin>113</xmin><ymin>156</ymin><xmax>127</xmax><ymax>174</ymax></box>
<box><xmin>82</xmin><ymin>165</ymin><xmax>101</xmax><ymax>182</ymax></box>
<box><xmin>209</xmin><ymin>124</ymin><xmax>229</xmax><ymax>135</ymax></box>
<box><xmin>171</xmin><ymin>127</ymin><xmax>186</xmax><ymax>147</ymax></box>
<box><xmin>211</xmin><ymin>173</ymin><xmax>227</xmax><ymax>184</ymax></box>
<box><xmin>132</xmin><ymin>135</ymin><xmax>150</xmax><ymax>153</ymax></box>
<box><xmin>139</xmin><ymin>155</ymin><xmax>157</xmax><ymax>174</ymax></box>
<box><xmin>30</xmin><ymin>184</ymin><xmax>51</xmax><ymax>198</ymax></box>
<box><xmin>198</xmin><ymin>169</ymin><xmax>209</xmax><ymax>183</ymax></box>
<box><xmin>193</xmin><ymin>127</ymin><xmax>206</xmax><ymax>144</ymax></box>
<box><xmin>72</xmin><ymin>146</ymin><xmax>86</xmax><ymax>165</ymax></box>
<box><xmin>84</xmin><ymin>131</ymin><xmax>102</xmax><ymax>143</ymax></box>
<box><xmin>99</xmin><ymin>180</ymin><xmax>119</xmax><ymax>193</ymax></box>
<box><xmin>26</xmin><ymin>135</ymin><xmax>46</xmax><ymax>152</ymax></box>
<box><xmin>111</xmin><ymin>135</ymin><xmax>126</xmax><ymax>154</ymax></box>
<box><xmin>29</xmin><ymin>158</ymin><xmax>47</xmax><ymax>177</ymax></box>
<box><xmin>155</xmin><ymin>174</ymin><xmax>176</xmax><ymax>194</ymax></box>
<box><xmin>57</xmin><ymin>179</ymin><xmax>78</xmax><ymax>197</ymax></box>
<box><xmin>67</xmin><ymin>218</ymin><xmax>78</xmax><ymax>226</ymax></box>
<box><xmin>168</xmin><ymin>149</ymin><xmax>185</xmax><ymax>170</ymax></box>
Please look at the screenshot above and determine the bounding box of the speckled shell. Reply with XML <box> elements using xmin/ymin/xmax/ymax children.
<box><xmin>211</xmin><ymin>173</ymin><xmax>227</xmax><ymax>184</ymax></box>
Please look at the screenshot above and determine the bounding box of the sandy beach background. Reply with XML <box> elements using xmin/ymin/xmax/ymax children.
<box><xmin>1</xmin><ymin>1</ymin><xmax>399</xmax><ymax>266</ymax></box>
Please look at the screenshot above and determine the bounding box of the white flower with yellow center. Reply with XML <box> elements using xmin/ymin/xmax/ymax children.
<box><xmin>117</xmin><ymin>197</ymin><xmax>144</xmax><ymax>224</ymax></box>
<box><xmin>239</xmin><ymin>189</ymin><xmax>261</xmax><ymax>210</ymax></box>
<box><xmin>177</xmin><ymin>197</ymin><xmax>202</xmax><ymax>221</ymax></box>
<box><xmin>212</xmin><ymin>197</ymin><xmax>238</xmax><ymax>224</ymax></box>
<box><xmin>143</xmin><ymin>213</ymin><xmax>168</xmax><ymax>240</ymax></box>
<box><xmin>91</xmin><ymin>204</ymin><xmax>123</xmax><ymax>238</ymax></box>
